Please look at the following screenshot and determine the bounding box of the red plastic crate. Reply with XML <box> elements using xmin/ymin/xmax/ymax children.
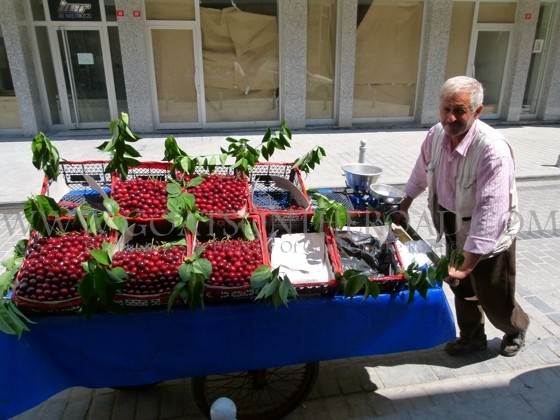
<box><xmin>40</xmin><ymin>160</ymin><xmax>111</xmax><ymax>221</ymax></box>
<box><xmin>331</xmin><ymin>211</ymin><xmax>407</xmax><ymax>294</ymax></box>
<box><xmin>112</xmin><ymin>162</ymin><xmax>250</xmax><ymax>224</ymax></box>
<box><xmin>13</xmin><ymin>230</ymin><xmax>116</xmax><ymax>312</ymax></box>
<box><xmin>189</xmin><ymin>215</ymin><xmax>269</xmax><ymax>301</ymax></box>
<box><xmin>113</xmin><ymin>226</ymin><xmax>189</xmax><ymax>307</ymax></box>
<box><xmin>248</xmin><ymin>162</ymin><xmax>311</xmax><ymax>214</ymax></box>
<box><xmin>262</xmin><ymin>212</ymin><xmax>340</xmax><ymax>296</ymax></box>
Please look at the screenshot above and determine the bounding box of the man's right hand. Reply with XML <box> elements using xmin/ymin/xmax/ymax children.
<box><xmin>391</xmin><ymin>196</ymin><xmax>413</xmax><ymax>226</ymax></box>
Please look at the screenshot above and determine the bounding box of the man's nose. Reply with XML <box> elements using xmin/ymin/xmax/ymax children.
<box><xmin>444</xmin><ymin>112</ymin><xmax>456</xmax><ymax>123</ymax></box>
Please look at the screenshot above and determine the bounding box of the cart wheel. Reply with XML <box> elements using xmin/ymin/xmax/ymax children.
<box><xmin>192</xmin><ymin>362</ymin><xmax>319</xmax><ymax>420</ymax></box>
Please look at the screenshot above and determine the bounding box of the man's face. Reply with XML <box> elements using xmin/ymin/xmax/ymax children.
<box><xmin>439</xmin><ymin>91</ymin><xmax>483</xmax><ymax>140</ymax></box>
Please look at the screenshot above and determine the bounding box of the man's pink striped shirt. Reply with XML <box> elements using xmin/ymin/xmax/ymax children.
<box><xmin>404</xmin><ymin>120</ymin><xmax>515</xmax><ymax>255</ymax></box>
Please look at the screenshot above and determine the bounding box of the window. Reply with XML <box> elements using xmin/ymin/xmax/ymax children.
<box><xmin>306</xmin><ymin>0</ymin><xmax>337</xmax><ymax>120</ymax></box>
<box><xmin>0</xmin><ymin>34</ymin><xmax>22</xmax><ymax>129</ymax></box>
<box><xmin>200</xmin><ymin>1</ymin><xmax>279</xmax><ymax>122</ymax></box>
<box><xmin>353</xmin><ymin>0</ymin><xmax>424</xmax><ymax>118</ymax></box>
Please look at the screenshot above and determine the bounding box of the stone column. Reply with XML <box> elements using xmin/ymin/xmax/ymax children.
<box><xmin>278</xmin><ymin>0</ymin><xmax>307</xmax><ymax>129</ymax></box>
<box><xmin>415</xmin><ymin>0</ymin><xmax>453</xmax><ymax>126</ymax></box>
<box><xmin>501</xmin><ymin>0</ymin><xmax>540</xmax><ymax>121</ymax></box>
<box><xmin>0</xmin><ymin>0</ymin><xmax>45</xmax><ymax>135</ymax></box>
<box><xmin>537</xmin><ymin>3</ymin><xmax>560</xmax><ymax>121</ymax></box>
<box><xmin>115</xmin><ymin>0</ymin><xmax>154</xmax><ymax>132</ymax></box>
<box><xmin>336</xmin><ymin>0</ymin><xmax>357</xmax><ymax>128</ymax></box>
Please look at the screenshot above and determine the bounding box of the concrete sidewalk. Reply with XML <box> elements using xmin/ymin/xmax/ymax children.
<box><xmin>0</xmin><ymin>123</ymin><xmax>559</xmax><ymax>204</ymax></box>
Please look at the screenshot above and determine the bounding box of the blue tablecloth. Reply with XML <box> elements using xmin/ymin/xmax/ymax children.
<box><xmin>0</xmin><ymin>289</ymin><xmax>455</xmax><ymax>419</ymax></box>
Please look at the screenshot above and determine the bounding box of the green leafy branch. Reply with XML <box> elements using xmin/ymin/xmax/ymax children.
<box><xmin>97</xmin><ymin>112</ymin><xmax>142</xmax><ymax>180</ymax></box>
<box><xmin>31</xmin><ymin>132</ymin><xmax>61</xmax><ymax>181</ymax></box>
<box><xmin>260</xmin><ymin>121</ymin><xmax>292</xmax><ymax>161</ymax></box>
<box><xmin>311</xmin><ymin>192</ymin><xmax>348</xmax><ymax>231</ymax></box>
<box><xmin>162</xmin><ymin>136</ymin><xmax>227</xmax><ymax>177</ymax></box>
<box><xmin>165</xmin><ymin>179</ymin><xmax>208</xmax><ymax>234</ymax></box>
<box><xmin>222</xmin><ymin>121</ymin><xmax>292</xmax><ymax>176</ymax></box>
<box><xmin>167</xmin><ymin>249</ymin><xmax>212</xmax><ymax>311</ymax></box>
<box><xmin>79</xmin><ymin>241</ymin><xmax>127</xmax><ymax>317</ymax></box>
<box><xmin>404</xmin><ymin>250</ymin><xmax>463</xmax><ymax>303</ymax></box>
<box><xmin>250</xmin><ymin>266</ymin><xmax>297</xmax><ymax>308</ymax></box>
<box><xmin>23</xmin><ymin>195</ymin><xmax>68</xmax><ymax>237</ymax></box>
<box><xmin>101</xmin><ymin>198</ymin><xmax>128</xmax><ymax>235</ymax></box>
<box><xmin>293</xmin><ymin>146</ymin><xmax>326</xmax><ymax>175</ymax></box>
<box><xmin>0</xmin><ymin>240</ymin><xmax>35</xmax><ymax>338</ymax></box>
<box><xmin>239</xmin><ymin>217</ymin><xmax>256</xmax><ymax>241</ymax></box>
<box><xmin>336</xmin><ymin>269</ymin><xmax>380</xmax><ymax>300</ymax></box>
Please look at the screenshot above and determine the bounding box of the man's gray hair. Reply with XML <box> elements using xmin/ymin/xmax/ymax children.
<box><xmin>440</xmin><ymin>76</ymin><xmax>484</xmax><ymax>111</ymax></box>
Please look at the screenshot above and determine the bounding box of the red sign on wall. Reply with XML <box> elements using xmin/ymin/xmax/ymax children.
<box><xmin>524</xmin><ymin>13</ymin><xmax>533</xmax><ymax>20</ymax></box>
<box><xmin>132</xmin><ymin>10</ymin><xmax>141</xmax><ymax>17</ymax></box>
<box><xmin>116</xmin><ymin>10</ymin><xmax>124</xmax><ymax>17</ymax></box>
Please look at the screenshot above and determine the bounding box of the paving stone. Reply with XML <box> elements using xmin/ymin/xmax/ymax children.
<box><xmin>524</xmin><ymin>296</ymin><xmax>554</xmax><ymax>314</ymax></box>
<box><xmin>111</xmin><ymin>390</ymin><xmax>137</xmax><ymax>420</ymax></box>
<box><xmin>32</xmin><ymin>400</ymin><xmax>66</xmax><ymax>420</ymax></box>
<box><xmin>322</xmin><ymin>395</ymin><xmax>353</xmax><ymax>419</ymax></box>
<box><xmin>134</xmin><ymin>387</ymin><xmax>161</xmax><ymax>420</ymax></box>
<box><xmin>86</xmin><ymin>391</ymin><xmax>114</xmax><ymax>420</ymax></box>
<box><xmin>61</xmin><ymin>398</ymin><xmax>90</xmax><ymax>420</ymax></box>
<box><xmin>364</xmin><ymin>392</ymin><xmax>397</xmax><ymax>416</ymax></box>
<box><xmin>316</xmin><ymin>368</ymin><xmax>342</xmax><ymax>398</ymax></box>
<box><xmin>285</xmin><ymin>398</ymin><xmax>333</xmax><ymax>420</ymax></box>
<box><xmin>159</xmin><ymin>383</ymin><xmax>187</xmax><ymax>419</ymax></box>
<box><xmin>335</xmin><ymin>365</ymin><xmax>364</xmax><ymax>394</ymax></box>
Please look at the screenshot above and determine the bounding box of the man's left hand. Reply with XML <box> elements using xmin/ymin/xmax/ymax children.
<box><xmin>448</xmin><ymin>266</ymin><xmax>471</xmax><ymax>280</ymax></box>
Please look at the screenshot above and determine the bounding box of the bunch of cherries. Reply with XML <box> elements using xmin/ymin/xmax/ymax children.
<box><xmin>112</xmin><ymin>245</ymin><xmax>188</xmax><ymax>296</ymax></box>
<box><xmin>202</xmin><ymin>239</ymin><xmax>262</xmax><ymax>288</ymax></box>
<box><xmin>185</xmin><ymin>175</ymin><xmax>247</xmax><ymax>214</ymax></box>
<box><xmin>15</xmin><ymin>232</ymin><xmax>108</xmax><ymax>302</ymax></box>
<box><xmin>112</xmin><ymin>178</ymin><xmax>167</xmax><ymax>219</ymax></box>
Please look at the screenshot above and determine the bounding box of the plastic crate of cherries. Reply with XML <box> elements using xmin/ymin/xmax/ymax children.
<box><xmin>111</xmin><ymin>162</ymin><xmax>250</xmax><ymax>224</ymax></box>
<box><xmin>40</xmin><ymin>160</ymin><xmax>111</xmax><ymax>219</ymax></box>
<box><xmin>13</xmin><ymin>230</ymin><xmax>114</xmax><ymax>312</ymax></box>
<box><xmin>190</xmin><ymin>216</ymin><xmax>269</xmax><ymax>301</ymax></box>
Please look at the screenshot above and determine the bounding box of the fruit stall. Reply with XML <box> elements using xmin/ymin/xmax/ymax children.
<box><xmin>0</xmin><ymin>116</ymin><xmax>455</xmax><ymax>419</ymax></box>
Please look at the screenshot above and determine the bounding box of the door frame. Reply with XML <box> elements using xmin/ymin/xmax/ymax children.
<box><xmin>24</xmin><ymin>0</ymin><xmax>120</xmax><ymax>130</ymax></box>
<box><xmin>145</xmin><ymin>20</ymin><xmax>205</xmax><ymax>130</ymax></box>
<box><xmin>49</xmin><ymin>25</ymin><xmax>118</xmax><ymax>129</ymax></box>
<box><xmin>466</xmin><ymin>21</ymin><xmax>514</xmax><ymax>119</ymax></box>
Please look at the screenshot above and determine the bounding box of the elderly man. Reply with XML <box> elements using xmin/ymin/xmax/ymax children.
<box><xmin>400</xmin><ymin>76</ymin><xmax>529</xmax><ymax>357</ymax></box>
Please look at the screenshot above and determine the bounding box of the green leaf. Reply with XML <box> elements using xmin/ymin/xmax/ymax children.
<box><xmin>192</xmin><ymin>258</ymin><xmax>212</xmax><ymax>278</ymax></box>
<box><xmin>111</xmin><ymin>216</ymin><xmax>128</xmax><ymax>235</ymax></box>
<box><xmin>103</xmin><ymin>212</ymin><xmax>118</xmax><ymax>231</ymax></box>
<box><xmin>108</xmin><ymin>266</ymin><xmax>128</xmax><ymax>283</ymax></box>
<box><xmin>278</xmin><ymin>279</ymin><xmax>289</xmax><ymax>303</ymax></box>
<box><xmin>90</xmin><ymin>249</ymin><xmax>110</xmax><ymax>266</ymax></box>
<box><xmin>186</xmin><ymin>176</ymin><xmax>204</xmax><ymax>188</ymax></box>
<box><xmin>124</xmin><ymin>144</ymin><xmax>142</xmax><ymax>158</ymax></box>
<box><xmin>185</xmin><ymin>213</ymin><xmax>197</xmax><ymax>234</ymax></box>
<box><xmin>93</xmin><ymin>269</ymin><xmax>109</xmax><ymax>303</ymax></box>
<box><xmin>250</xmin><ymin>265</ymin><xmax>272</xmax><ymax>289</ymax></box>
<box><xmin>166</xmin><ymin>182</ymin><xmax>182</xmax><ymax>197</ymax></box>
<box><xmin>178</xmin><ymin>263</ymin><xmax>192</xmax><ymax>283</ymax></box>
<box><xmin>78</xmin><ymin>273</ymin><xmax>95</xmax><ymax>304</ymax></box>
<box><xmin>240</xmin><ymin>218</ymin><xmax>255</xmax><ymax>241</ymax></box>
<box><xmin>167</xmin><ymin>282</ymin><xmax>185</xmax><ymax>311</ymax></box>
<box><xmin>103</xmin><ymin>198</ymin><xmax>119</xmax><ymax>214</ymax></box>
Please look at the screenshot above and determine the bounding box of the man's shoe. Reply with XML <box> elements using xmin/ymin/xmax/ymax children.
<box><xmin>444</xmin><ymin>337</ymin><xmax>487</xmax><ymax>356</ymax></box>
<box><xmin>499</xmin><ymin>331</ymin><xmax>526</xmax><ymax>357</ymax></box>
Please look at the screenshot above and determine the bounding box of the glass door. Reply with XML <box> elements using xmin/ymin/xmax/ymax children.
<box><xmin>469</xmin><ymin>28</ymin><xmax>511</xmax><ymax>117</ymax></box>
<box><xmin>57</xmin><ymin>28</ymin><xmax>115</xmax><ymax>127</ymax></box>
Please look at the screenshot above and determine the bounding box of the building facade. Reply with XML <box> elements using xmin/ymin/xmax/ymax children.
<box><xmin>0</xmin><ymin>0</ymin><xmax>559</xmax><ymax>136</ymax></box>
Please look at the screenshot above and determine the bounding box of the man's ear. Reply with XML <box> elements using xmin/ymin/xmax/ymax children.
<box><xmin>474</xmin><ymin>105</ymin><xmax>484</xmax><ymax>118</ymax></box>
